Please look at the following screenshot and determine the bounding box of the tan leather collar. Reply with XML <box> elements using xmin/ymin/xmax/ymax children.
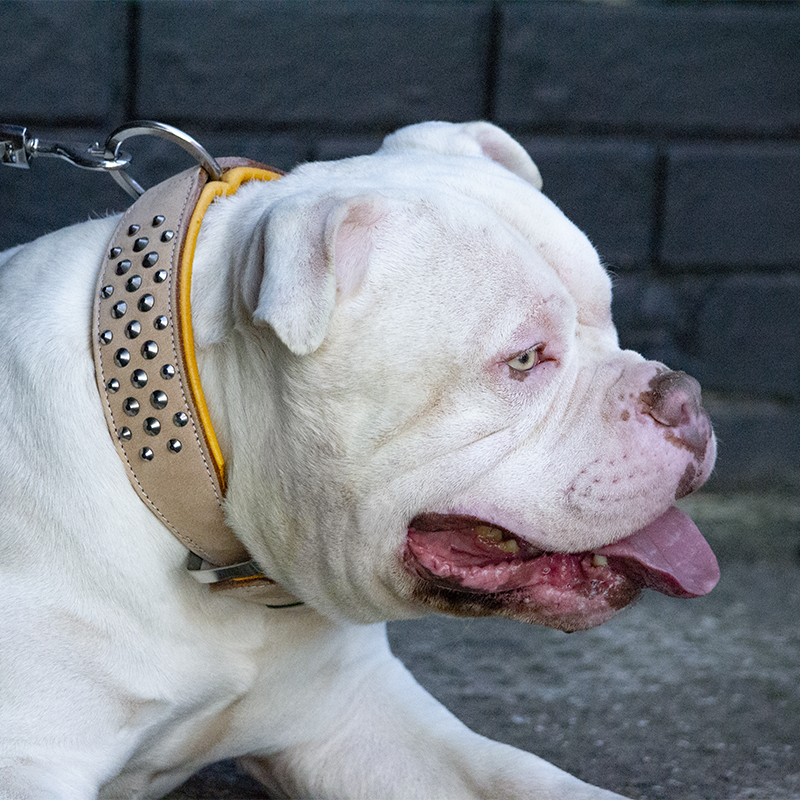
<box><xmin>93</xmin><ymin>159</ymin><xmax>302</xmax><ymax>607</ymax></box>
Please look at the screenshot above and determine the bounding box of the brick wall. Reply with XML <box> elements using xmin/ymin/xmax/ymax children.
<box><xmin>1</xmin><ymin>0</ymin><xmax>798</xmax><ymax>489</ymax></box>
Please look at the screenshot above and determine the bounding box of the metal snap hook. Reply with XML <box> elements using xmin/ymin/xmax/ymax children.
<box><xmin>1</xmin><ymin>123</ymin><xmax>131</xmax><ymax>171</ymax></box>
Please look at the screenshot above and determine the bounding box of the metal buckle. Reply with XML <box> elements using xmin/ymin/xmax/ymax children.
<box><xmin>186</xmin><ymin>551</ymin><xmax>267</xmax><ymax>584</ymax></box>
<box><xmin>1</xmin><ymin>120</ymin><xmax>222</xmax><ymax>200</ymax></box>
<box><xmin>186</xmin><ymin>552</ymin><xmax>305</xmax><ymax>608</ymax></box>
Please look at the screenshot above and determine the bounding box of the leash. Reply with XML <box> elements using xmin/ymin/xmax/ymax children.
<box><xmin>3</xmin><ymin>121</ymin><xmax>303</xmax><ymax>608</ymax></box>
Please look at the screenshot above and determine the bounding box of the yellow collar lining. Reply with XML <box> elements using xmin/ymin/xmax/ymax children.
<box><xmin>179</xmin><ymin>166</ymin><xmax>282</xmax><ymax>490</ymax></box>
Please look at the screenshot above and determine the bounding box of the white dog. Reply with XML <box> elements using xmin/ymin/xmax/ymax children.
<box><xmin>0</xmin><ymin>121</ymin><xmax>718</xmax><ymax>799</ymax></box>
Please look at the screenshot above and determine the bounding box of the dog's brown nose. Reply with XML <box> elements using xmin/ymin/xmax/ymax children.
<box><xmin>644</xmin><ymin>370</ymin><xmax>702</xmax><ymax>427</ymax></box>
<box><xmin>640</xmin><ymin>370</ymin><xmax>711</xmax><ymax>461</ymax></box>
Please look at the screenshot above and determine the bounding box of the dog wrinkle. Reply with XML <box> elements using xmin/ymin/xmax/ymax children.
<box><xmin>369</xmin><ymin>382</ymin><xmax>450</xmax><ymax>452</ymax></box>
<box><xmin>115</xmin><ymin>695</ymin><xmax>165</xmax><ymax>731</ymax></box>
<box><xmin>164</xmin><ymin>702</ymin><xmax>239</xmax><ymax>766</ymax></box>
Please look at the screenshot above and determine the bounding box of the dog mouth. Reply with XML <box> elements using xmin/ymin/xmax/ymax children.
<box><xmin>404</xmin><ymin>507</ymin><xmax>720</xmax><ymax>631</ymax></box>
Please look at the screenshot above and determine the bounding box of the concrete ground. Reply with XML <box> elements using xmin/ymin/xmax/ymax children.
<box><xmin>165</xmin><ymin>491</ymin><xmax>800</xmax><ymax>800</ymax></box>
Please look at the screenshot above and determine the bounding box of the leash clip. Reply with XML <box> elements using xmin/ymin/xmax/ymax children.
<box><xmin>1</xmin><ymin>123</ymin><xmax>131</xmax><ymax>171</ymax></box>
<box><xmin>2</xmin><ymin>120</ymin><xmax>222</xmax><ymax>201</ymax></box>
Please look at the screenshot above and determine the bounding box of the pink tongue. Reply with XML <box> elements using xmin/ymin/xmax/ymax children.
<box><xmin>596</xmin><ymin>507</ymin><xmax>719</xmax><ymax>598</ymax></box>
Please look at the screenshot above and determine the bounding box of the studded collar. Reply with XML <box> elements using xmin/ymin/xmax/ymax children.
<box><xmin>92</xmin><ymin>159</ymin><xmax>303</xmax><ymax>607</ymax></box>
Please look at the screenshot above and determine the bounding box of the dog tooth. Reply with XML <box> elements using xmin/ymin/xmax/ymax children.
<box><xmin>475</xmin><ymin>525</ymin><xmax>504</xmax><ymax>542</ymax></box>
<box><xmin>496</xmin><ymin>539</ymin><xmax>519</xmax><ymax>554</ymax></box>
<box><xmin>592</xmin><ymin>554</ymin><xmax>608</xmax><ymax>567</ymax></box>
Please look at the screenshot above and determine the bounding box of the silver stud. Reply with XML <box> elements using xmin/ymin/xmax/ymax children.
<box><xmin>109</xmin><ymin>246</ymin><xmax>122</xmax><ymax>259</ymax></box>
<box><xmin>101</xmin><ymin>285</ymin><xmax>114</xmax><ymax>298</ymax></box>
<box><xmin>125</xmin><ymin>320</ymin><xmax>141</xmax><ymax>339</ymax></box>
<box><xmin>119</xmin><ymin>426</ymin><xmax>131</xmax><ymax>440</ymax></box>
<box><xmin>150</xmin><ymin>390</ymin><xmax>168</xmax><ymax>410</ymax></box>
<box><xmin>161</xmin><ymin>230</ymin><xmax>174</xmax><ymax>242</ymax></box>
<box><xmin>143</xmin><ymin>417</ymin><xmax>161</xmax><ymax>436</ymax></box>
<box><xmin>142</xmin><ymin>252</ymin><xmax>159</xmax><ymax>268</ymax></box>
<box><xmin>153</xmin><ymin>270</ymin><xmax>167</xmax><ymax>283</ymax></box>
<box><xmin>100</xmin><ymin>329</ymin><xmax>113</xmax><ymax>344</ymax></box>
<box><xmin>128</xmin><ymin>224</ymin><xmax>140</xmax><ymax>236</ymax></box>
<box><xmin>131</xmin><ymin>369</ymin><xmax>148</xmax><ymax>388</ymax></box>
<box><xmin>168</xmin><ymin>439</ymin><xmax>182</xmax><ymax>453</ymax></box>
<box><xmin>154</xmin><ymin>315</ymin><xmax>168</xmax><ymax>330</ymax></box>
<box><xmin>152</xmin><ymin>215</ymin><xmax>165</xmax><ymax>227</ymax></box>
<box><xmin>161</xmin><ymin>364</ymin><xmax>175</xmax><ymax>379</ymax></box>
<box><xmin>141</xmin><ymin>340</ymin><xmax>158</xmax><ymax>360</ymax></box>
<box><xmin>138</xmin><ymin>294</ymin><xmax>155</xmax><ymax>312</ymax></box>
<box><xmin>107</xmin><ymin>378</ymin><xmax>120</xmax><ymax>393</ymax></box>
<box><xmin>133</xmin><ymin>237</ymin><xmax>149</xmax><ymax>252</ymax></box>
<box><xmin>140</xmin><ymin>447</ymin><xmax>154</xmax><ymax>461</ymax></box>
<box><xmin>123</xmin><ymin>398</ymin><xmax>140</xmax><ymax>416</ymax></box>
<box><xmin>125</xmin><ymin>275</ymin><xmax>142</xmax><ymax>292</ymax></box>
<box><xmin>114</xmin><ymin>348</ymin><xmax>130</xmax><ymax>367</ymax></box>
<box><xmin>115</xmin><ymin>259</ymin><xmax>132</xmax><ymax>275</ymax></box>
<box><xmin>173</xmin><ymin>411</ymin><xmax>188</xmax><ymax>427</ymax></box>
<box><xmin>111</xmin><ymin>301</ymin><xmax>127</xmax><ymax>319</ymax></box>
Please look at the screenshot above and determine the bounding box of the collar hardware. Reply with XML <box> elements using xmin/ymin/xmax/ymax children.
<box><xmin>103</xmin><ymin>120</ymin><xmax>224</xmax><ymax>199</ymax></box>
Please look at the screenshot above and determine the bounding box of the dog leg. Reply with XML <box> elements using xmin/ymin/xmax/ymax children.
<box><xmin>239</xmin><ymin>654</ymin><xmax>626</xmax><ymax>800</ymax></box>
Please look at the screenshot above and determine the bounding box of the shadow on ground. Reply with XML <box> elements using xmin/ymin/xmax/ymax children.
<box><xmin>165</xmin><ymin>491</ymin><xmax>800</xmax><ymax>800</ymax></box>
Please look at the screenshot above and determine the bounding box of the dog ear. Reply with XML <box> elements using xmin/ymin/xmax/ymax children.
<box><xmin>380</xmin><ymin>121</ymin><xmax>543</xmax><ymax>191</ymax></box>
<box><xmin>251</xmin><ymin>193</ymin><xmax>386</xmax><ymax>356</ymax></box>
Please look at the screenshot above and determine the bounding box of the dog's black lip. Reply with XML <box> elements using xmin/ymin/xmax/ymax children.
<box><xmin>409</xmin><ymin>513</ymin><xmax>515</xmax><ymax>536</ymax></box>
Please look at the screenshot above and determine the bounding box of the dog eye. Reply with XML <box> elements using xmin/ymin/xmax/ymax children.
<box><xmin>507</xmin><ymin>343</ymin><xmax>544</xmax><ymax>373</ymax></box>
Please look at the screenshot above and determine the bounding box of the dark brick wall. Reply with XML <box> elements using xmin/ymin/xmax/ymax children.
<box><xmin>1</xmin><ymin>0</ymin><xmax>798</xmax><ymax>489</ymax></box>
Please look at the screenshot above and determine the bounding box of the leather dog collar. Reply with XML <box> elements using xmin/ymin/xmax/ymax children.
<box><xmin>93</xmin><ymin>158</ymin><xmax>302</xmax><ymax>607</ymax></box>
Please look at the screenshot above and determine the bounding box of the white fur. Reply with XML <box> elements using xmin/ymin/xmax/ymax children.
<box><xmin>0</xmin><ymin>121</ymin><xmax>713</xmax><ymax>798</ymax></box>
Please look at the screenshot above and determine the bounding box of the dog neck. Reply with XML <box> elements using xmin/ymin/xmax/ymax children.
<box><xmin>92</xmin><ymin>159</ymin><xmax>303</xmax><ymax>608</ymax></box>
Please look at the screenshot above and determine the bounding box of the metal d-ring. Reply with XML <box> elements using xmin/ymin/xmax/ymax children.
<box><xmin>104</xmin><ymin>120</ymin><xmax>223</xmax><ymax>199</ymax></box>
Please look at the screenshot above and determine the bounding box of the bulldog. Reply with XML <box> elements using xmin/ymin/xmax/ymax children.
<box><xmin>0</xmin><ymin>121</ymin><xmax>718</xmax><ymax>799</ymax></box>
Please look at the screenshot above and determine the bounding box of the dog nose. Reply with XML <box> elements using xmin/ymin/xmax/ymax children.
<box><xmin>640</xmin><ymin>370</ymin><xmax>711</xmax><ymax>458</ymax></box>
<box><xmin>644</xmin><ymin>370</ymin><xmax>702</xmax><ymax>427</ymax></box>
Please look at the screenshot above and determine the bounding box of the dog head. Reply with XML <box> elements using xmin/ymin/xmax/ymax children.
<box><xmin>192</xmin><ymin>121</ymin><xmax>718</xmax><ymax>628</ymax></box>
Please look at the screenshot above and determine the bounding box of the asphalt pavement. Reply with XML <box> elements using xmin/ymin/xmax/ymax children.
<box><xmin>165</xmin><ymin>490</ymin><xmax>800</xmax><ymax>800</ymax></box>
